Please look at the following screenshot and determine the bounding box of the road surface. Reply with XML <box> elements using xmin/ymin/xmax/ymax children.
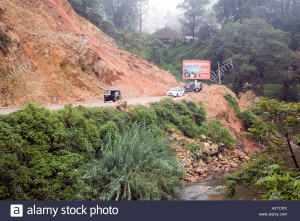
<box><xmin>0</xmin><ymin>96</ymin><xmax>170</xmax><ymax>115</ymax></box>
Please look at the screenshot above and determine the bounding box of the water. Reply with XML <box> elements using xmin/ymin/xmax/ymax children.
<box><xmin>179</xmin><ymin>176</ymin><xmax>261</xmax><ymax>201</ymax></box>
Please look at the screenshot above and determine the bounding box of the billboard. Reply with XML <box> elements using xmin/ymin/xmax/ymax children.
<box><xmin>183</xmin><ymin>60</ymin><xmax>211</xmax><ymax>80</ymax></box>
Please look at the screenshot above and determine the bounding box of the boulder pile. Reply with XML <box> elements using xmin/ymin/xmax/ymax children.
<box><xmin>170</xmin><ymin>132</ymin><xmax>250</xmax><ymax>183</ymax></box>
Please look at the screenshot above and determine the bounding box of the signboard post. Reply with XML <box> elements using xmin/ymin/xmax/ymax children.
<box><xmin>183</xmin><ymin>60</ymin><xmax>211</xmax><ymax>80</ymax></box>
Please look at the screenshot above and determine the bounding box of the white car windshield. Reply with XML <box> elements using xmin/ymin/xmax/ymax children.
<box><xmin>170</xmin><ymin>88</ymin><xmax>181</xmax><ymax>91</ymax></box>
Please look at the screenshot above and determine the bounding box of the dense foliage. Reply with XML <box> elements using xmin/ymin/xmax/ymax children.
<box><xmin>225</xmin><ymin>150</ymin><xmax>300</xmax><ymax>200</ymax></box>
<box><xmin>77</xmin><ymin>124</ymin><xmax>183</xmax><ymax>200</ymax></box>
<box><xmin>68</xmin><ymin>0</ymin><xmax>147</xmax><ymax>29</ymax></box>
<box><xmin>225</xmin><ymin>98</ymin><xmax>300</xmax><ymax>200</ymax></box>
<box><xmin>214</xmin><ymin>0</ymin><xmax>300</xmax><ymax>51</ymax></box>
<box><xmin>0</xmin><ymin>99</ymin><xmax>236</xmax><ymax>200</ymax></box>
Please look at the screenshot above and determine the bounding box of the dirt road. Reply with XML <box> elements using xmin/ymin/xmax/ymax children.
<box><xmin>0</xmin><ymin>96</ymin><xmax>169</xmax><ymax>115</ymax></box>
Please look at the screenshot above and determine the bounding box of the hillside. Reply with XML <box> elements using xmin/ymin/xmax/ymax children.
<box><xmin>0</xmin><ymin>0</ymin><xmax>179</xmax><ymax>107</ymax></box>
<box><xmin>0</xmin><ymin>0</ymin><xmax>261</xmax><ymax>154</ymax></box>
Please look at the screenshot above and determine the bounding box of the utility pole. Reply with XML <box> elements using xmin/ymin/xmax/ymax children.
<box><xmin>218</xmin><ymin>61</ymin><xmax>221</xmax><ymax>85</ymax></box>
<box><xmin>139</xmin><ymin>12</ymin><xmax>142</xmax><ymax>51</ymax></box>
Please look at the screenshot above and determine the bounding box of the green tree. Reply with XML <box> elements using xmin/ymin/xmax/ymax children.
<box><xmin>213</xmin><ymin>0</ymin><xmax>300</xmax><ymax>50</ymax></box>
<box><xmin>225</xmin><ymin>152</ymin><xmax>300</xmax><ymax>200</ymax></box>
<box><xmin>177</xmin><ymin>0</ymin><xmax>210</xmax><ymax>39</ymax></box>
<box><xmin>208</xmin><ymin>19</ymin><xmax>292</xmax><ymax>94</ymax></box>
<box><xmin>99</xmin><ymin>0</ymin><xmax>148</xmax><ymax>29</ymax></box>
<box><xmin>213</xmin><ymin>0</ymin><xmax>264</xmax><ymax>24</ymax></box>
<box><xmin>252</xmin><ymin>98</ymin><xmax>300</xmax><ymax>169</ymax></box>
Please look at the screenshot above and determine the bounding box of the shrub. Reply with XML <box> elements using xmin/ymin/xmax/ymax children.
<box><xmin>151</xmin><ymin>104</ymin><xmax>170</xmax><ymax>124</ymax></box>
<box><xmin>99</xmin><ymin>121</ymin><xmax>119</xmax><ymax>141</ymax></box>
<box><xmin>0</xmin><ymin>104</ymin><xmax>84</xmax><ymax>200</ymax></box>
<box><xmin>224</xmin><ymin>93</ymin><xmax>240</xmax><ymax>114</ymax></box>
<box><xmin>225</xmin><ymin>152</ymin><xmax>300</xmax><ymax>200</ymax></box>
<box><xmin>58</xmin><ymin>104</ymin><xmax>100</xmax><ymax>154</ymax></box>
<box><xmin>77</xmin><ymin>124</ymin><xmax>183</xmax><ymax>200</ymax></box>
<box><xmin>239</xmin><ymin>110</ymin><xmax>258</xmax><ymax>130</ymax></box>
<box><xmin>178</xmin><ymin>116</ymin><xmax>200</xmax><ymax>138</ymax></box>
<box><xmin>182</xmin><ymin>100</ymin><xmax>207</xmax><ymax>126</ymax></box>
<box><xmin>263</xmin><ymin>84</ymin><xmax>283</xmax><ymax>100</ymax></box>
<box><xmin>295</xmin><ymin>135</ymin><xmax>300</xmax><ymax>145</ymax></box>
<box><xmin>151</xmin><ymin>99</ymin><xmax>206</xmax><ymax>137</ymax></box>
<box><xmin>10</xmin><ymin>103</ymin><xmax>66</xmax><ymax>151</ymax></box>
<box><xmin>199</xmin><ymin>119</ymin><xmax>237</xmax><ymax>148</ymax></box>
<box><xmin>185</xmin><ymin>142</ymin><xmax>202</xmax><ymax>158</ymax></box>
<box><xmin>129</xmin><ymin>106</ymin><xmax>157</xmax><ymax>128</ymax></box>
<box><xmin>255</xmin><ymin>170</ymin><xmax>300</xmax><ymax>200</ymax></box>
<box><xmin>173</xmin><ymin>102</ymin><xmax>191</xmax><ymax>117</ymax></box>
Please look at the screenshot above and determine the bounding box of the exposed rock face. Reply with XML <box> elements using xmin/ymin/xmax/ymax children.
<box><xmin>0</xmin><ymin>0</ymin><xmax>179</xmax><ymax>107</ymax></box>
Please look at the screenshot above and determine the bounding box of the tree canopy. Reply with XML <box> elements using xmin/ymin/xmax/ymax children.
<box><xmin>177</xmin><ymin>0</ymin><xmax>210</xmax><ymax>39</ymax></box>
<box><xmin>207</xmin><ymin>19</ymin><xmax>292</xmax><ymax>94</ymax></box>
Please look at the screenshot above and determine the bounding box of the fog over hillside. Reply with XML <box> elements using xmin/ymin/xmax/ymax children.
<box><xmin>143</xmin><ymin>0</ymin><xmax>218</xmax><ymax>34</ymax></box>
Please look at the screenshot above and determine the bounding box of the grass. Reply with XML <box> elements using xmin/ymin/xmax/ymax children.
<box><xmin>224</xmin><ymin>93</ymin><xmax>240</xmax><ymax>114</ymax></box>
<box><xmin>77</xmin><ymin>123</ymin><xmax>184</xmax><ymax>200</ymax></box>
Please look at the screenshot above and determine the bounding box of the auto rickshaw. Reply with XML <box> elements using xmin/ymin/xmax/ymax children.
<box><xmin>104</xmin><ymin>90</ymin><xmax>122</xmax><ymax>103</ymax></box>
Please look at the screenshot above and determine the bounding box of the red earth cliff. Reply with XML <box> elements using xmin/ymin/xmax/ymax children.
<box><xmin>0</xmin><ymin>0</ymin><xmax>180</xmax><ymax>107</ymax></box>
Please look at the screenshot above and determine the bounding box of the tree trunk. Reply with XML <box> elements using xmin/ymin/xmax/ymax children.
<box><xmin>139</xmin><ymin>12</ymin><xmax>142</xmax><ymax>51</ymax></box>
<box><xmin>287</xmin><ymin>136</ymin><xmax>299</xmax><ymax>170</ymax></box>
<box><xmin>192</xmin><ymin>15</ymin><xmax>195</xmax><ymax>40</ymax></box>
<box><xmin>281</xmin><ymin>0</ymin><xmax>284</xmax><ymax>17</ymax></box>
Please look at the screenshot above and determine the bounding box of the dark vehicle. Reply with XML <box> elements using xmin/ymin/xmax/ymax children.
<box><xmin>104</xmin><ymin>90</ymin><xmax>122</xmax><ymax>103</ymax></box>
<box><xmin>185</xmin><ymin>82</ymin><xmax>203</xmax><ymax>93</ymax></box>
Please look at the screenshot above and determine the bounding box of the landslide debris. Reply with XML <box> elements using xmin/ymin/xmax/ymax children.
<box><xmin>0</xmin><ymin>0</ymin><xmax>179</xmax><ymax>107</ymax></box>
<box><xmin>170</xmin><ymin>130</ymin><xmax>250</xmax><ymax>183</ymax></box>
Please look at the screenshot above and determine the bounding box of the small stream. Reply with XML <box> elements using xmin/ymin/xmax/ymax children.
<box><xmin>179</xmin><ymin>175</ymin><xmax>261</xmax><ymax>201</ymax></box>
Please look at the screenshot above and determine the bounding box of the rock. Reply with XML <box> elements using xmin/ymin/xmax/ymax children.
<box><xmin>201</xmin><ymin>135</ymin><xmax>207</xmax><ymax>140</ymax></box>
<box><xmin>0</xmin><ymin>3</ymin><xmax>5</xmax><ymax>12</ymax></box>
<box><xmin>244</xmin><ymin>156</ymin><xmax>250</xmax><ymax>161</ymax></box>
<box><xmin>203</xmin><ymin>143</ymin><xmax>210</xmax><ymax>148</ymax></box>
<box><xmin>214</xmin><ymin>167</ymin><xmax>221</xmax><ymax>173</ymax></box>
<box><xmin>219</xmin><ymin>154</ymin><xmax>224</xmax><ymax>160</ymax></box>
<box><xmin>211</xmin><ymin>144</ymin><xmax>218</xmax><ymax>151</ymax></box>
<box><xmin>183</xmin><ymin>176</ymin><xmax>197</xmax><ymax>183</ymax></box>
<box><xmin>230</xmin><ymin>162</ymin><xmax>239</xmax><ymax>168</ymax></box>
<box><xmin>199</xmin><ymin>160</ymin><xmax>206</xmax><ymax>167</ymax></box>
<box><xmin>232</xmin><ymin>152</ymin><xmax>241</xmax><ymax>158</ymax></box>
<box><xmin>193</xmin><ymin>163</ymin><xmax>200</xmax><ymax>168</ymax></box>
<box><xmin>195</xmin><ymin>168</ymin><xmax>207</xmax><ymax>175</ymax></box>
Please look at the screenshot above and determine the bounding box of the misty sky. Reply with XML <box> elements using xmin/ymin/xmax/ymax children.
<box><xmin>143</xmin><ymin>0</ymin><xmax>218</xmax><ymax>34</ymax></box>
<box><xmin>143</xmin><ymin>0</ymin><xmax>182</xmax><ymax>34</ymax></box>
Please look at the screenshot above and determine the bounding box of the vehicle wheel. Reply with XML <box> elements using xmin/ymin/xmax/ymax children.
<box><xmin>176</xmin><ymin>93</ymin><xmax>179</xmax><ymax>97</ymax></box>
<box><xmin>104</xmin><ymin>99</ymin><xmax>107</xmax><ymax>103</ymax></box>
